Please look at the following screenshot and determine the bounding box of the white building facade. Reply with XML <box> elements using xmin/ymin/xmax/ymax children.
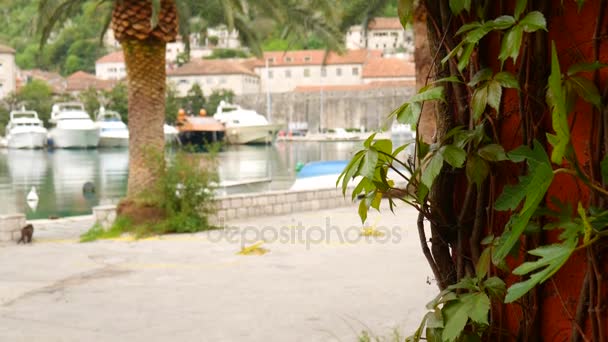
<box><xmin>253</xmin><ymin>50</ymin><xmax>383</xmax><ymax>93</ymax></box>
<box><xmin>95</xmin><ymin>51</ymin><xmax>127</xmax><ymax>80</ymax></box>
<box><xmin>167</xmin><ymin>59</ymin><xmax>260</xmax><ymax>97</ymax></box>
<box><xmin>0</xmin><ymin>45</ymin><xmax>17</xmax><ymax>99</ymax></box>
<box><xmin>346</xmin><ymin>17</ymin><xmax>413</xmax><ymax>56</ymax></box>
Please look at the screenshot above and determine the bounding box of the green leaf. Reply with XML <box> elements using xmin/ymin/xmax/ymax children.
<box><xmin>568</xmin><ymin>75</ymin><xmax>602</xmax><ymax>108</ymax></box>
<box><xmin>358</xmin><ymin>197</ymin><xmax>368</xmax><ymax>223</ymax></box>
<box><xmin>371</xmin><ymin>191</ymin><xmax>382</xmax><ymax>211</ymax></box>
<box><xmin>410</xmin><ymin>86</ymin><xmax>445</xmax><ymax>103</ymax></box>
<box><xmin>422</xmin><ymin>153</ymin><xmax>444</xmax><ymax>189</ymax></box>
<box><xmin>364</xmin><ymin>132</ymin><xmax>377</xmax><ymax>148</ymax></box>
<box><xmin>458</xmin><ymin>43</ymin><xmax>476</xmax><ymax>71</ymax></box>
<box><xmin>494</xmin><ymin>71</ymin><xmax>520</xmax><ymax>89</ymax></box>
<box><xmin>338</xmin><ymin>151</ymin><xmax>364</xmax><ymax>194</ymax></box>
<box><xmin>547</xmin><ymin>42</ymin><xmax>570</xmax><ymax>164</ymax></box>
<box><xmin>476</xmin><ymin>247</ymin><xmax>492</xmax><ymax>278</ymax></box>
<box><xmin>499</xmin><ymin>25</ymin><xmax>523</xmax><ymax>63</ymax></box>
<box><xmin>514</xmin><ymin>0</ymin><xmax>527</xmax><ymax>20</ymax></box>
<box><xmin>478</xmin><ymin>144</ymin><xmax>508</xmax><ymax>161</ymax></box>
<box><xmin>601</xmin><ymin>155</ymin><xmax>608</xmax><ymax>185</ymax></box>
<box><xmin>373</xmin><ymin>139</ymin><xmax>393</xmax><ymax>157</ymax></box>
<box><xmin>442</xmin><ymin>301</ymin><xmax>469</xmax><ymax>342</ymax></box>
<box><xmin>361</xmin><ymin>149</ymin><xmax>379</xmax><ymax>178</ymax></box>
<box><xmin>486</xmin><ymin>80</ymin><xmax>502</xmax><ymax>112</ymax></box>
<box><xmin>449</xmin><ymin>0</ymin><xmax>466</xmax><ymax>14</ymax></box>
<box><xmin>567</xmin><ymin>61</ymin><xmax>608</xmax><ymax>76</ymax></box>
<box><xmin>456</xmin><ymin>22</ymin><xmax>483</xmax><ymax>36</ymax></box>
<box><xmin>464</xmin><ymin>23</ymin><xmax>494</xmax><ymax>44</ymax></box>
<box><xmin>483</xmin><ymin>277</ymin><xmax>506</xmax><ymax>300</ymax></box>
<box><xmin>442</xmin><ymin>145</ymin><xmax>467</xmax><ymax>168</ymax></box>
<box><xmin>468</xmin><ymin>68</ymin><xmax>493</xmax><ymax>87</ymax></box>
<box><xmin>397</xmin><ymin>0</ymin><xmax>415</xmax><ymax>27</ymax></box>
<box><xmin>490</xmin><ymin>15</ymin><xmax>516</xmax><ymax>30</ymax></box>
<box><xmin>351</xmin><ymin>177</ymin><xmax>370</xmax><ymax>201</ymax></box>
<box><xmin>396</xmin><ymin>102</ymin><xmax>422</xmax><ymax>126</ymax></box>
<box><xmin>432</xmin><ymin>76</ymin><xmax>464</xmax><ymax>84</ymax></box>
<box><xmin>465</xmin><ymin>293</ymin><xmax>490</xmax><ymax>325</ymax></box>
<box><xmin>471</xmin><ymin>86</ymin><xmax>488</xmax><ymax>120</ymax></box>
<box><xmin>493</xmin><ymin>141</ymin><xmax>554</xmax><ymax>264</ymax></box>
<box><xmin>505</xmin><ymin>238</ymin><xmax>577</xmax><ymax>303</ymax></box>
<box><xmin>518</xmin><ymin>11</ymin><xmax>547</xmax><ymax>32</ymax></box>
<box><xmin>466</xmin><ymin>154</ymin><xmax>489</xmax><ymax>187</ymax></box>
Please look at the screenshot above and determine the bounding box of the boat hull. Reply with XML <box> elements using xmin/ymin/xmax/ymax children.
<box><xmin>7</xmin><ymin>131</ymin><xmax>47</xmax><ymax>149</ymax></box>
<box><xmin>224</xmin><ymin>124</ymin><xmax>282</xmax><ymax>144</ymax></box>
<box><xmin>50</xmin><ymin>128</ymin><xmax>100</xmax><ymax>148</ymax></box>
<box><xmin>178</xmin><ymin>130</ymin><xmax>225</xmax><ymax>147</ymax></box>
<box><xmin>98</xmin><ymin>134</ymin><xmax>129</xmax><ymax>148</ymax></box>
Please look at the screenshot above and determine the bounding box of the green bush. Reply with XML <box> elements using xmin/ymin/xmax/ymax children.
<box><xmin>145</xmin><ymin>147</ymin><xmax>219</xmax><ymax>235</ymax></box>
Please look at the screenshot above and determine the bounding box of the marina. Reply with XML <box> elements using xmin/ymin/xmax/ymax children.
<box><xmin>0</xmin><ymin>140</ymin><xmax>380</xmax><ymax>219</ymax></box>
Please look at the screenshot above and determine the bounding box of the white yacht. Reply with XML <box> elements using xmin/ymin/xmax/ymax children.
<box><xmin>48</xmin><ymin>102</ymin><xmax>100</xmax><ymax>148</ymax></box>
<box><xmin>4</xmin><ymin>108</ymin><xmax>48</xmax><ymax>149</ymax></box>
<box><xmin>213</xmin><ymin>101</ymin><xmax>282</xmax><ymax>144</ymax></box>
<box><xmin>95</xmin><ymin>107</ymin><xmax>129</xmax><ymax>148</ymax></box>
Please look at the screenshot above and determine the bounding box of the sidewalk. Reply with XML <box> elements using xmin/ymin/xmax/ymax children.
<box><xmin>0</xmin><ymin>203</ymin><xmax>437</xmax><ymax>342</ymax></box>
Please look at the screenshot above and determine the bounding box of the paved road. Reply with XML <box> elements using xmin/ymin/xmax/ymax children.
<box><xmin>0</xmin><ymin>203</ymin><xmax>437</xmax><ymax>341</ymax></box>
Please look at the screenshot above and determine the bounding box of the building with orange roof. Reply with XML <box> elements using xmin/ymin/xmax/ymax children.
<box><xmin>0</xmin><ymin>44</ymin><xmax>17</xmax><ymax>99</ymax></box>
<box><xmin>167</xmin><ymin>59</ymin><xmax>260</xmax><ymax>96</ymax></box>
<box><xmin>362</xmin><ymin>58</ymin><xmax>415</xmax><ymax>83</ymax></box>
<box><xmin>18</xmin><ymin>69</ymin><xmax>67</xmax><ymax>94</ymax></box>
<box><xmin>66</xmin><ymin>71</ymin><xmax>118</xmax><ymax>94</ymax></box>
<box><xmin>252</xmin><ymin>49</ymin><xmax>383</xmax><ymax>93</ymax></box>
<box><xmin>345</xmin><ymin>17</ymin><xmax>413</xmax><ymax>55</ymax></box>
<box><xmin>95</xmin><ymin>51</ymin><xmax>127</xmax><ymax>80</ymax></box>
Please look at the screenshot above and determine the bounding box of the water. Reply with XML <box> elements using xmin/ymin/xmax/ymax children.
<box><xmin>0</xmin><ymin>141</ymin><xmax>365</xmax><ymax>219</ymax></box>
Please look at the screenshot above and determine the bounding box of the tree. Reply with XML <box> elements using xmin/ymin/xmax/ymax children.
<box><xmin>105</xmin><ymin>82</ymin><xmax>128</xmax><ymax>123</ymax></box>
<box><xmin>206</xmin><ymin>89</ymin><xmax>235</xmax><ymax>116</ymax></box>
<box><xmin>182</xmin><ymin>83</ymin><xmax>206</xmax><ymax>115</ymax></box>
<box><xmin>11</xmin><ymin>80</ymin><xmax>54</xmax><ymax>125</ymax></box>
<box><xmin>342</xmin><ymin>1</ymin><xmax>608</xmax><ymax>340</ymax></box>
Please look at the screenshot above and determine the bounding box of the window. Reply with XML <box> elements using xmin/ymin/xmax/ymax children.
<box><xmin>220</xmin><ymin>77</ymin><xmax>227</xmax><ymax>84</ymax></box>
<box><xmin>178</xmin><ymin>79</ymin><xmax>188</xmax><ymax>85</ymax></box>
<box><xmin>268</xmin><ymin>70</ymin><xmax>274</xmax><ymax>79</ymax></box>
<box><xmin>352</xmin><ymin>67</ymin><xmax>359</xmax><ymax>76</ymax></box>
<box><xmin>336</xmin><ymin>68</ymin><xmax>342</xmax><ymax>76</ymax></box>
<box><xmin>267</xmin><ymin>57</ymin><xmax>275</xmax><ymax>63</ymax></box>
<box><xmin>108</xmin><ymin>67</ymin><xmax>117</xmax><ymax>73</ymax></box>
<box><xmin>207</xmin><ymin>77</ymin><xmax>214</xmax><ymax>84</ymax></box>
<box><xmin>321</xmin><ymin>68</ymin><xmax>327</xmax><ymax>77</ymax></box>
<box><xmin>304</xmin><ymin>56</ymin><xmax>311</xmax><ymax>62</ymax></box>
<box><xmin>285</xmin><ymin>57</ymin><xmax>292</xmax><ymax>63</ymax></box>
<box><xmin>303</xmin><ymin>69</ymin><xmax>310</xmax><ymax>77</ymax></box>
<box><xmin>285</xmin><ymin>69</ymin><xmax>291</xmax><ymax>78</ymax></box>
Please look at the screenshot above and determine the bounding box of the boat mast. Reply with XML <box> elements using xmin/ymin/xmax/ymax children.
<box><xmin>265</xmin><ymin>58</ymin><xmax>272</xmax><ymax>122</ymax></box>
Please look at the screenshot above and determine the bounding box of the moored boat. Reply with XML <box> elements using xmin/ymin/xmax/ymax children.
<box><xmin>213</xmin><ymin>101</ymin><xmax>282</xmax><ymax>144</ymax></box>
<box><xmin>5</xmin><ymin>108</ymin><xmax>48</xmax><ymax>149</ymax></box>
<box><xmin>48</xmin><ymin>102</ymin><xmax>100</xmax><ymax>149</ymax></box>
<box><xmin>95</xmin><ymin>107</ymin><xmax>129</xmax><ymax>148</ymax></box>
<box><xmin>176</xmin><ymin>109</ymin><xmax>225</xmax><ymax>146</ymax></box>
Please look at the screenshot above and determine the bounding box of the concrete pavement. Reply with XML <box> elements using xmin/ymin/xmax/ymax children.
<box><xmin>0</xmin><ymin>203</ymin><xmax>437</xmax><ymax>341</ymax></box>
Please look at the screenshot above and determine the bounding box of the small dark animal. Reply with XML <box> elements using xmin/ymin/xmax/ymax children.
<box><xmin>83</xmin><ymin>182</ymin><xmax>95</xmax><ymax>194</ymax></box>
<box><xmin>17</xmin><ymin>224</ymin><xmax>34</xmax><ymax>244</ymax></box>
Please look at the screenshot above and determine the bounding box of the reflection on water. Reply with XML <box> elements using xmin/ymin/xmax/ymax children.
<box><xmin>0</xmin><ymin>141</ymin><xmax>365</xmax><ymax>219</ymax></box>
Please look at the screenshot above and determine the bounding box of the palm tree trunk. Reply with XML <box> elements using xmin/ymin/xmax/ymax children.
<box><xmin>122</xmin><ymin>38</ymin><xmax>167</xmax><ymax>198</ymax></box>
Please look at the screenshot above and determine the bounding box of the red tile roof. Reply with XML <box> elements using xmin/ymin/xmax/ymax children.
<box><xmin>362</xmin><ymin>58</ymin><xmax>415</xmax><ymax>78</ymax></box>
<box><xmin>66</xmin><ymin>71</ymin><xmax>118</xmax><ymax>92</ymax></box>
<box><xmin>18</xmin><ymin>69</ymin><xmax>66</xmax><ymax>93</ymax></box>
<box><xmin>0</xmin><ymin>44</ymin><xmax>15</xmax><ymax>54</ymax></box>
<box><xmin>252</xmin><ymin>49</ymin><xmax>383</xmax><ymax>68</ymax></box>
<box><xmin>294</xmin><ymin>80</ymin><xmax>415</xmax><ymax>92</ymax></box>
<box><xmin>168</xmin><ymin>59</ymin><xmax>258</xmax><ymax>77</ymax></box>
<box><xmin>368</xmin><ymin>17</ymin><xmax>403</xmax><ymax>30</ymax></box>
<box><xmin>96</xmin><ymin>50</ymin><xmax>124</xmax><ymax>64</ymax></box>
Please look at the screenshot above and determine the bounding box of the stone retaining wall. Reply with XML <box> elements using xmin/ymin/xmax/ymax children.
<box><xmin>0</xmin><ymin>214</ymin><xmax>26</xmax><ymax>243</ymax></box>
<box><xmin>214</xmin><ymin>187</ymin><xmax>353</xmax><ymax>223</ymax></box>
<box><xmin>89</xmin><ymin>187</ymin><xmax>355</xmax><ymax>229</ymax></box>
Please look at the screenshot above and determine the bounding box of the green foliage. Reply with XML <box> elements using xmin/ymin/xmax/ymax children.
<box><xmin>182</xmin><ymin>83</ymin><xmax>206</xmax><ymax>115</ymax></box>
<box><xmin>203</xmin><ymin>48</ymin><xmax>250</xmax><ymax>59</ymax></box>
<box><xmin>80</xmin><ymin>217</ymin><xmax>132</xmax><ymax>242</ymax></box>
<box><xmin>165</xmin><ymin>85</ymin><xmax>181</xmax><ymax>124</ymax></box>
<box><xmin>7</xmin><ymin>80</ymin><xmax>54</xmax><ymax>125</ymax></box>
<box><xmin>206</xmin><ymin>89</ymin><xmax>235</xmax><ymax>115</ymax></box>
<box><xmin>143</xmin><ymin>148</ymin><xmax>219</xmax><ymax>235</ymax></box>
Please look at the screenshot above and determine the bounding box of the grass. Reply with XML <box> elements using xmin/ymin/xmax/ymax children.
<box><xmin>358</xmin><ymin>329</ymin><xmax>404</xmax><ymax>342</ymax></box>
<box><xmin>80</xmin><ymin>216</ymin><xmax>133</xmax><ymax>242</ymax></box>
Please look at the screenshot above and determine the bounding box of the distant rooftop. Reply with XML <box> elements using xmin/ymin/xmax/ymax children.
<box><xmin>253</xmin><ymin>49</ymin><xmax>383</xmax><ymax>68</ymax></box>
<box><xmin>362</xmin><ymin>58</ymin><xmax>415</xmax><ymax>78</ymax></box>
<box><xmin>168</xmin><ymin>59</ymin><xmax>258</xmax><ymax>77</ymax></box>
<box><xmin>368</xmin><ymin>17</ymin><xmax>403</xmax><ymax>30</ymax></box>
<box><xmin>96</xmin><ymin>50</ymin><xmax>124</xmax><ymax>64</ymax></box>
<box><xmin>66</xmin><ymin>71</ymin><xmax>118</xmax><ymax>92</ymax></box>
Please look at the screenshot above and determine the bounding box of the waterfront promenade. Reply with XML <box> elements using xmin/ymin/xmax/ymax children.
<box><xmin>0</xmin><ymin>203</ymin><xmax>436</xmax><ymax>341</ymax></box>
